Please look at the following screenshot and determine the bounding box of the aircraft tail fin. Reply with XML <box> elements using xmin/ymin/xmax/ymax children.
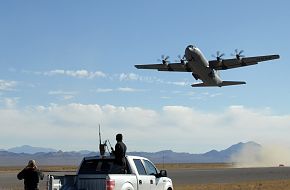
<box><xmin>191</xmin><ymin>81</ymin><xmax>246</xmax><ymax>87</ymax></box>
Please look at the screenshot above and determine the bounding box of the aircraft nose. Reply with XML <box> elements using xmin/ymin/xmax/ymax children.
<box><xmin>185</xmin><ymin>45</ymin><xmax>196</xmax><ymax>61</ymax></box>
<box><xmin>186</xmin><ymin>45</ymin><xmax>196</xmax><ymax>51</ymax></box>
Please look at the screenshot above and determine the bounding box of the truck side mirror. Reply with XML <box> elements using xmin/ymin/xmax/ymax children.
<box><xmin>159</xmin><ymin>170</ymin><xmax>167</xmax><ymax>177</ymax></box>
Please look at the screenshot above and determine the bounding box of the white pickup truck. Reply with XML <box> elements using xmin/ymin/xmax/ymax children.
<box><xmin>48</xmin><ymin>155</ymin><xmax>173</xmax><ymax>190</ymax></box>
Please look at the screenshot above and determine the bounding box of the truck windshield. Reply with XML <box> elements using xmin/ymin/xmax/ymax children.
<box><xmin>78</xmin><ymin>159</ymin><xmax>115</xmax><ymax>174</ymax></box>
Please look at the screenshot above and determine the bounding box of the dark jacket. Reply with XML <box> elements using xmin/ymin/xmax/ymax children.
<box><xmin>114</xmin><ymin>141</ymin><xmax>127</xmax><ymax>166</ymax></box>
<box><xmin>17</xmin><ymin>167</ymin><xmax>44</xmax><ymax>190</ymax></box>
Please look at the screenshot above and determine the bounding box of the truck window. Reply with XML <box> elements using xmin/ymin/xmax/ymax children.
<box><xmin>143</xmin><ymin>160</ymin><xmax>158</xmax><ymax>175</ymax></box>
<box><xmin>133</xmin><ymin>159</ymin><xmax>147</xmax><ymax>175</ymax></box>
<box><xmin>78</xmin><ymin>159</ymin><xmax>114</xmax><ymax>174</ymax></box>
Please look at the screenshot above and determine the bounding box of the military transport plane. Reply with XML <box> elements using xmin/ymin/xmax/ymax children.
<box><xmin>135</xmin><ymin>45</ymin><xmax>280</xmax><ymax>87</ymax></box>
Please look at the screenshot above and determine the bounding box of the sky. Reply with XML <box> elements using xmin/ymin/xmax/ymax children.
<box><xmin>0</xmin><ymin>1</ymin><xmax>290</xmax><ymax>153</ymax></box>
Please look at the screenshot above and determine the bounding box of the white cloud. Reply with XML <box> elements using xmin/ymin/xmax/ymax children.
<box><xmin>117</xmin><ymin>73</ymin><xmax>157</xmax><ymax>83</ymax></box>
<box><xmin>0</xmin><ymin>80</ymin><xmax>17</xmax><ymax>91</ymax></box>
<box><xmin>117</xmin><ymin>73</ymin><xmax>190</xmax><ymax>87</ymax></box>
<box><xmin>209</xmin><ymin>93</ymin><xmax>222</xmax><ymax>98</ymax></box>
<box><xmin>0</xmin><ymin>97</ymin><xmax>19</xmax><ymax>108</ymax></box>
<box><xmin>117</xmin><ymin>87</ymin><xmax>142</xmax><ymax>92</ymax></box>
<box><xmin>96</xmin><ymin>88</ymin><xmax>113</xmax><ymax>93</ymax></box>
<box><xmin>48</xmin><ymin>90</ymin><xmax>77</xmax><ymax>100</ymax></box>
<box><xmin>44</xmin><ymin>69</ymin><xmax>106</xmax><ymax>79</ymax></box>
<box><xmin>95</xmin><ymin>87</ymin><xmax>145</xmax><ymax>93</ymax></box>
<box><xmin>48</xmin><ymin>90</ymin><xmax>77</xmax><ymax>95</ymax></box>
<box><xmin>119</xmin><ymin>73</ymin><xmax>140</xmax><ymax>81</ymax></box>
<box><xmin>160</xmin><ymin>96</ymin><xmax>171</xmax><ymax>99</ymax></box>
<box><xmin>63</xmin><ymin>95</ymin><xmax>74</xmax><ymax>100</ymax></box>
<box><xmin>167</xmin><ymin>81</ymin><xmax>190</xmax><ymax>86</ymax></box>
<box><xmin>185</xmin><ymin>91</ymin><xmax>223</xmax><ymax>100</ymax></box>
<box><xmin>28</xmin><ymin>69</ymin><xmax>190</xmax><ymax>87</ymax></box>
<box><xmin>1</xmin><ymin>104</ymin><xmax>290</xmax><ymax>154</ymax></box>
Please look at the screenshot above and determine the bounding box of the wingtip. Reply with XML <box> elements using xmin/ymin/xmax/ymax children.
<box><xmin>272</xmin><ymin>54</ymin><xmax>280</xmax><ymax>59</ymax></box>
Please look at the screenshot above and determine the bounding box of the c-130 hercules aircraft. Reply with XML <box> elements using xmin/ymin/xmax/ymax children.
<box><xmin>135</xmin><ymin>45</ymin><xmax>280</xmax><ymax>87</ymax></box>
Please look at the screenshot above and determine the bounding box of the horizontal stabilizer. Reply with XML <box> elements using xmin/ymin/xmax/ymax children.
<box><xmin>191</xmin><ymin>81</ymin><xmax>246</xmax><ymax>87</ymax></box>
<box><xmin>221</xmin><ymin>81</ymin><xmax>246</xmax><ymax>86</ymax></box>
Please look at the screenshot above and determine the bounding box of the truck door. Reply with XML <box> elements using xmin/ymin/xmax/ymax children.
<box><xmin>133</xmin><ymin>159</ymin><xmax>152</xmax><ymax>190</ymax></box>
<box><xmin>143</xmin><ymin>160</ymin><xmax>164</xmax><ymax>190</ymax></box>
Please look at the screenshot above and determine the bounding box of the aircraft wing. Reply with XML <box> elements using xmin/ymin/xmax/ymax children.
<box><xmin>135</xmin><ymin>63</ymin><xmax>191</xmax><ymax>72</ymax></box>
<box><xmin>209</xmin><ymin>54</ymin><xmax>280</xmax><ymax>70</ymax></box>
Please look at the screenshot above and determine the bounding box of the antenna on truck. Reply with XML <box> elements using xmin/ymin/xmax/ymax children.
<box><xmin>107</xmin><ymin>139</ymin><xmax>114</xmax><ymax>156</ymax></box>
<box><xmin>99</xmin><ymin>124</ymin><xmax>106</xmax><ymax>156</ymax></box>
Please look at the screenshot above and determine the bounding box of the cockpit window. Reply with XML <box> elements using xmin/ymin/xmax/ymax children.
<box><xmin>188</xmin><ymin>45</ymin><xmax>196</xmax><ymax>49</ymax></box>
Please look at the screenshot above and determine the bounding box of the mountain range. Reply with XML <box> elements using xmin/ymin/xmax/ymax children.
<box><xmin>5</xmin><ymin>145</ymin><xmax>58</xmax><ymax>154</ymax></box>
<box><xmin>0</xmin><ymin>142</ymin><xmax>261</xmax><ymax>166</ymax></box>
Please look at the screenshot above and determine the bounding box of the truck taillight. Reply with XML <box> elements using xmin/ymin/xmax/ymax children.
<box><xmin>106</xmin><ymin>179</ymin><xmax>115</xmax><ymax>190</ymax></box>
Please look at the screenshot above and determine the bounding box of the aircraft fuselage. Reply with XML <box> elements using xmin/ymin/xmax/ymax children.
<box><xmin>185</xmin><ymin>45</ymin><xmax>223</xmax><ymax>86</ymax></box>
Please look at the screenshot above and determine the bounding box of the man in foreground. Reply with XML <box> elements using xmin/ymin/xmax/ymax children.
<box><xmin>17</xmin><ymin>160</ymin><xmax>44</xmax><ymax>190</ymax></box>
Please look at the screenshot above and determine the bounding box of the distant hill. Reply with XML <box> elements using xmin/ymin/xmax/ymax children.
<box><xmin>0</xmin><ymin>142</ymin><xmax>261</xmax><ymax>166</ymax></box>
<box><xmin>7</xmin><ymin>145</ymin><xmax>57</xmax><ymax>154</ymax></box>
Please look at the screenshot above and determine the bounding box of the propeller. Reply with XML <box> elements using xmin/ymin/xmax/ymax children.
<box><xmin>231</xmin><ymin>49</ymin><xmax>245</xmax><ymax>60</ymax></box>
<box><xmin>157</xmin><ymin>55</ymin><xmax>170</xmax><ymax>65</ymax></box>
<box><xmin>175</xmin><ymin>55</ymin><xmax>186</xmax><ymax>64</ymax></box>
<box><xmin>211</xmin><ymin>51</ymin><xmax>225</xmax><ymax>62</ymax></box>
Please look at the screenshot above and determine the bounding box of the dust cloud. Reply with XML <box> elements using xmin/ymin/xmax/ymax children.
<box><xmin>230</xmin><ymin>144</ymin><xmax>290</xmax><ymax>167</ymax></box>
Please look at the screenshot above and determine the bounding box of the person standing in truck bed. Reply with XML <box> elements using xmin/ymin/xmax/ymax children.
<box><xmin>111</xmin><ymin>133</ymin><xmax>127</xmax><ymax>173</ymax></box>
<box><xmin>17</xmin><ymin>160</ymin><xmax>44</xmax><ymax>190</ymax></box>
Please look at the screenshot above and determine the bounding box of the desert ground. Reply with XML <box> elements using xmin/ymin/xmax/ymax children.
<box><xmin>1</xmin><ymin>164</ymin><xmax>290</xmax><ymax>190</ymax></box>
